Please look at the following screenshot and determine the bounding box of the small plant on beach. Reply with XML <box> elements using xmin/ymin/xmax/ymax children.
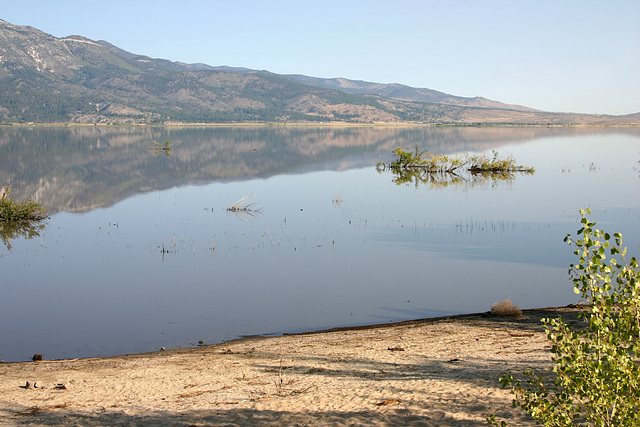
<box><xmin>491</xmin><ymin>299</ymin><xmax>522</xmax><ymax>318</ymax></box>
<box><xmin>377</xmin><ymin>147</ymin><xmax>534</xmax><ymax>189</ymax></box>
<box><xmin>274</xmin><ymin>355</ymin><xmax>291</xmax><ymax>396</ymax></box>
<box><xmin>489</xmin><ymin>209</ymin><xmax>640</xmax><ymax>426</ymax></box>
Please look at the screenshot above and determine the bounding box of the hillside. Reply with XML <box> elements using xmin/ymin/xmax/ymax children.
<box><xmin>0</xmin><ymin>18</ymin><xmax>637</xmax><ymax>125</ymax></box>
<box><xmin>285</xmin><ymin>75</ymin><xmax>539</xmax><ymax>112</ymax></box>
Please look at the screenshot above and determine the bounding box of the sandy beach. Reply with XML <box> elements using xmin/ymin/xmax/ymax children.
<box><xmin>0</xmin><ymin>306</ymin><xmax>584</xmax><ymax>426</ymax></box>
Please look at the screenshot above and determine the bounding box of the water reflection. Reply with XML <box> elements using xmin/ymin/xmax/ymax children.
<box><xmin>2</xmin><ymin>125</ymin><xmax>636</xmax><ymax>214</ymax></box>
<box><xmin>0</xmin><ymin>220</ymin><xmax>47</xmax><ymax>250</ymax></box>
<box><xmin>0</xmin><ymin>126</ymin><xmax>639</xmax><ymax>362</ymax></box>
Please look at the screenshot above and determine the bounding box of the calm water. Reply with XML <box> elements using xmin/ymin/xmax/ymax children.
<box><xmin>1</xmin><ymin>126</ymin><xmax>639</xmax><ymax>362</ymax></box>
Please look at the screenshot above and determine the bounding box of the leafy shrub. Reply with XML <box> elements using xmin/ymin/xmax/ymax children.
<box><xmin>469</xmin><ymin>150</ymin><xmax>534</xmax><ymax>174</ymax></box>
<box><xmin>490</xmin><ymin>209</ymin><xmax>640</xmax><ymax>426</ymax></box>
<box><xmin>0</xmin><ymin>186</ymin><xmax>47</xmax><ymax>222</ymax></box>
<box><xmin>0</xmin><ymin>186</ymin><xmax>47</xmax><ymax>250</ymax></box>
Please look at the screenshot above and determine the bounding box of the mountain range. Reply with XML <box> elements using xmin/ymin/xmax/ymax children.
<box><xmin>0</xmin><ymin>18</ymin><xmax>638</xmax><ymax>126</ymax></box>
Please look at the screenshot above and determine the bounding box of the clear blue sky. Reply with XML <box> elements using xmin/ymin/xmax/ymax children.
<box><xmin>3</xmin><ymin>0</ymin><xmax>639</xmax><ymax>115</ymax></box>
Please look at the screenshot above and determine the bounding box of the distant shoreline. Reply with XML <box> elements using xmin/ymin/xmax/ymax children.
<box><xmin>1</xmin><ymin>121</ymin><xmax>638</xmax><ymax>128</ymax></box>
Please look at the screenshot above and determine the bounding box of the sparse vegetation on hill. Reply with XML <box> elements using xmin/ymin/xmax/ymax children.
<box><xmin>0</xmin><ymin>19</ymin><xmax>636</xmax><ymax>125</ymax></box>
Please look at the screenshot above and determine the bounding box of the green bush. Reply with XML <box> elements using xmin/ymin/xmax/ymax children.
<box><xmin>490</xmin><ymin>209</ymin><xmax>640</xmax><ymax>426</ymax></box>
<box><xmin>0</xmin><ymin>186</ymin><xmax>47</xmax><ymax>222</ymax></box>
<box><xmin>376</xmin><ymin>147</ymin><xmax>534</xmax><ymax>188</ymax></box>
<box><xmin>0</xmin><ymin>186</ymin><xmax>47</xmax><ymax>250</ymax></box>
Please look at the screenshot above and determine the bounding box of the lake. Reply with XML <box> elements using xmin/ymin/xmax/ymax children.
<box><xmin>1</xmin><ymin>126</ymin><xmax>639</xmax><ymax>362</ymax></box>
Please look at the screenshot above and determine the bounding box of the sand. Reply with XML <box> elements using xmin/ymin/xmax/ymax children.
<box><xmin>0</xmin><ymin>306</ymin><xmax>584</xmax><ymax>426</ymax></box>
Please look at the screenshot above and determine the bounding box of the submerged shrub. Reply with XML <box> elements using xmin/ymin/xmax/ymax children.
<box><xmin>0</xmin><ymin>186</ymin><xmax>47</xmax><ymax>250</ymax></box>
<box><xmin>377</xmin><ymin>147</ymin><xmax>534</xmax><ymax>189</ymax></box>
<box><xmin>0</xmin><ymin>186</ymin><xmax>47</xmax><ymax>222</ymax></box>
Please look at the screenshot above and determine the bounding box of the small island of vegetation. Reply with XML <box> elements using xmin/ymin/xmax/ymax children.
<box><xmin>377</xmin><ymin>146</ymin><xmax>535</xmax><ymax>188</ymax></box>
<box><xmin>0</xmin><ymin>186</ymin><xmax>48</xmax><ymax>250</ymax></box>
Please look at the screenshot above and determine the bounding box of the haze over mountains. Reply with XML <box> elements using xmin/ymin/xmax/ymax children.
<box><xmin>0</xmin><ymin>18</ymin><xmax>637</xmax><ymax>126</ymax></box>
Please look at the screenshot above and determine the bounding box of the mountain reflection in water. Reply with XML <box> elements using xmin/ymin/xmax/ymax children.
<box><xmin>0</xmin><ymin>126</ymin><xmax>639</xmax><ymax>362</ymax></box>
<box><xmin>3</xmin><ymin>125</ymin><xmax>633</xmax><ymax>214</ymax></box>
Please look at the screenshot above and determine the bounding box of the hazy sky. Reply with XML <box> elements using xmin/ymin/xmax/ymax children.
<box><xmin>3</xmin><ymin>0</ymin><xmax>639</xmax><ymax>115</ymax></box>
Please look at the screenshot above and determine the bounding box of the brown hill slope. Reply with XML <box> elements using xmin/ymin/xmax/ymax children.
<box><xmin>0</xmin><ymin>19</ymin><xmax>637</xmax><ymax>125</ymax></box>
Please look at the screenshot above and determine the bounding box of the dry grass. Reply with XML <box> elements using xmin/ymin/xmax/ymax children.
<box><xmin>227</xmin><ymin>195</ymin><xmax>258</xmax><ymax>212</ymax></box>
<box><xmin>491</xmin><ymin>299</ymin><xmax>522</xmax><ymax>318</ymax></box>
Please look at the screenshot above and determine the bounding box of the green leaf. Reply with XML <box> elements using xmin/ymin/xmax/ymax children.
<box><xmin>491</xmin><ymin>209</ymin><xmax>640</xmax><ymax>426</ymax></box>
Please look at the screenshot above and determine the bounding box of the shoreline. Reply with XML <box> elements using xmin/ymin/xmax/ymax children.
<box><xmin>1</xmin><ymin>122</ymin><xmax>638</xmax><ymax>128</ymax></box>
<box><xmin>0</xmin><ymin>305</ymin><xmax>584</xmax><ymax>426</ymax></box>
<box><xmin>2</xmin><ymin>305</ymin><xmax>582</xmax><ymax>365</ymax></box>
